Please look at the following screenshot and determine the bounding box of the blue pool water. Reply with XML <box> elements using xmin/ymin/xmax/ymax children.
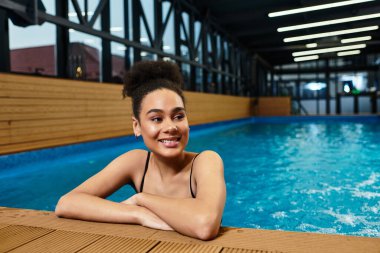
<box><xmin>1</xmin><ymin>116</ymin><xmax>379</xmax><ymax>237</ymax></box>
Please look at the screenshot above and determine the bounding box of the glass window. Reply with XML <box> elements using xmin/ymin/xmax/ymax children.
<box><xmin>194</xmin><ymin>21</ymin><xmax>202</xmax><ymax>63</ymax></box>
<box><xmin>181</xmin><ymin>45</ymin><xmax>189</xmax><ymax>60</ymax></box>
<box><xmin>68</xmin><ymin>0</ymin><xmax>101</xmax><ymax>30</ymax></box>
<box><xmin>9</xmin><ymin>21</ymin><xmax>56</xmax><ymax>76</ymax></box>
<box><xmin>69</xmin><ymin>30</ymin><xmax>102</xmax><ymax>81</ymax></box>
<box><xmin>41</xmin><ymin>1</ymin><xmax>55</xmax><ymax>15</ymax></box>
<box><xmin>181</xmin><ymin>63</ymin><xmax>190</xmax><ymax>90</ymax></box>
<box><xmin>181</xmin><ymin>12</ymin><xmax>189</xmax><ymax>42</ymax></box>
<box><xmin>110</xmin><ymin>0</ymin><xmax>126</xmax><ymax>38</ymax></box>
<box><xmin>111</xmin><ymin>42</ymin><xmax>126</xmax><ymax>83</ymax></box>
<box><xmin>140</xmin><ymin>0</ymin><xmax>154</xmax><ymax>37</ymax></box>
<box><xmin>195</xmin><ymin>67</ymin><xmax>203</xmax><ymax>91</ymax></box>
<box><xmin>162</xmin><ymin>1</ymin><xmax>175</xmax><ymax>54</ymax></box>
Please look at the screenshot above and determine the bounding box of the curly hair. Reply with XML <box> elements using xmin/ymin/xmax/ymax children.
<box><xmin>122</xmin><ymin>61</ymin><xmax>185</xmax><ymax>120</ymax></box>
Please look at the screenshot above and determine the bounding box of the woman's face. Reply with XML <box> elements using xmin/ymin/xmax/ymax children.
<box><xmin>133</xmin><ymin>88</ymin><xmax>189</xmax><ymax>158</ymax></box>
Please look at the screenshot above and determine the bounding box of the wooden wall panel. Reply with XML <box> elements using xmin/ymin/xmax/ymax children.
<box><xmin>0</xmin><ymin>74</ymin><xmax>252</xmax><ymax>155</ymax></box>
<box><xmin>255</xmin><ymin>97</ymin><xmax>291</xmax><ymax>116</ymax></box>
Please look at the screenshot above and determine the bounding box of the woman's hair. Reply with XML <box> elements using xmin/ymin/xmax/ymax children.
<box><xmin>122</xmin><ymin>61</ymin><xmax>185</xmax><ymax>120</ymax></box>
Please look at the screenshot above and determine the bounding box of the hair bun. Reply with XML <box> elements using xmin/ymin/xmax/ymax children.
<box><xmin>123</xmin><ymin>61</ymin><xmax>183</xmax><ymax>98</ymax></box>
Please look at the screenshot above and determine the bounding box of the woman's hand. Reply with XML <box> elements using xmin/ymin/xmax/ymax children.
<box><xmin>138</xmin><ymin>207</ymin><xmax>173</xmax><ymax>231</ymax></box>
<box><xmin>121</xmin><ymin>194</ymin><xmax>173</xmax><ymax>231</ymax></box>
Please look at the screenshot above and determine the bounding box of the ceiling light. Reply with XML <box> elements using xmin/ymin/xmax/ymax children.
<box><xmin>269</xmin><ymin>0</ymin><xmax>374</xmax><ymax>17</ymax></box>
<box><xmin>278</xmin><ymin>13</ymin><xmax>380</xmax><ymax>32</ymax></box>
<box><xmin>284</xmin><ymin>26</ymin><xmax>378</xmax><ymax>42</ymax></box>
<box><xmin>306</xmin><ymin>43</ymin><xmax>318</xmax><ymax>48</ymax></box>
<box><xmin>337</xmin><ymin>50</ymin><xmax>361</xmax><ymax>56</ymax></box>
<box><xmin>341</xmin><ymin>36</ymin><xmax>371</xmax><ymax>43</ymax></box>
<box><xmin>293</xmin><ymin>44</ymin><xmax>366</xmax><ymax>56</ymax></box>
<box><xmin>294</xmin><ymin>55</ymin><xmax>319</xmax><ymax>62</ymax></box>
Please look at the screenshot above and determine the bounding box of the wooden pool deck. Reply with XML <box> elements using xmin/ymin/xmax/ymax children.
<box><xmin>0</xmin><ymin>207</ymin><xmax>379</xmax><ymax>253</ymax></box>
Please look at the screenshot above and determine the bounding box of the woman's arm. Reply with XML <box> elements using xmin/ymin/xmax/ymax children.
<box><xmin>55</xmin><ymin>149</ymin><xmax>172</xmax><ymax>230</ymax></box>
<box><xmin>131</xmin><ymin>150</ymin><xmax>226</xmax><ymax>240</ymax></box>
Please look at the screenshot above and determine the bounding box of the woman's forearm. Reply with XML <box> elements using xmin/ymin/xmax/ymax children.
<box><xmin>135</xmin><ymin>193</ymin><xmax>221</xmax><ymax>240</ymax></box>
<box><xmin>56</xmin><ymin>192</ymin><xmax>173</xmax><ymax>230</ymax></box>
<box><xmin>55</xmin><ymin>192</ymin><xmax>141</xmax><ymax>223</ymax></box>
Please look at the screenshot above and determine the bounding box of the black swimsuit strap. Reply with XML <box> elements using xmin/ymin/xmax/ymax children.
<box><xmin>190</xmin><ymin>153</ymin><xmax>200</xmax><ymax>198</ymax></box>
<box><xmin>140</xmin><ymin>151</ymin><xmax>151</xmax><ymax>193</ymax></box>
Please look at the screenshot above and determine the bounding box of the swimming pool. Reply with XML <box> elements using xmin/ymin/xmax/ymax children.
<box><xmin>1</xmin><ymin>116</ymin><xmax>379</xmax><ymax>237</ymax></box>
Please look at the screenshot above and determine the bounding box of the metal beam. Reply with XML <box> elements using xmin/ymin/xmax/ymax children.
<box><xmin>101</xmin><ymin>0</ymin><xmax>111</xmax><ymax>82</ymax></box>
<box><xmin>0</xmin><ymin>8</ymin><xmax>10</xmax><ymax>72</ymax></box>
<box><xmin>56</xmin><ymin>0</ymin><xmax>69</xmax><ymax>78</ymax></box>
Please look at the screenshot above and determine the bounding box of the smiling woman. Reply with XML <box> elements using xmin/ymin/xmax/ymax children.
<box><xmin>55</xmin><ymin>61</ymin><xmax>226</xmax><ymax>240</ymax></box>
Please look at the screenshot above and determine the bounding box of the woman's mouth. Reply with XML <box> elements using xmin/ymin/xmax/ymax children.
<box><xmin>158</xmin><ymin>137</ymin><xmax>181</xmax><ymax>148</ymax></box>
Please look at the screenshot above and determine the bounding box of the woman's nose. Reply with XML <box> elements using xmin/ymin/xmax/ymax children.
<box><xmin>164</xmin><ymin>121</ymin><xmax>178</xmax><ymax>132</ymax></box>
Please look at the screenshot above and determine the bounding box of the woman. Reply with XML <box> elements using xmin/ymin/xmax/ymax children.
<box><xmin>55</xmin><ymin>61</ymin><xmax>226</xmax><ymax>240</ymax></box>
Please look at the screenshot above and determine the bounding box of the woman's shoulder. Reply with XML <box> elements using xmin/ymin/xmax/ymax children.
<box><xmin>195</xmin><ymin>150</ymin><xmax>222</xmax><ymax>161</ymax></box>
<box><xmin>192</xmin><ymin>150</ymin><xmax>224</xmax><ymax>173</ymax></box>
<box><xmin>117</xmin><ymin>149</ymin><xmax>148</xmax><ymax>165</ymax></box>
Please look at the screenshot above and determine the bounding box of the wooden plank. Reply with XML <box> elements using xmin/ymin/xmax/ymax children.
<box><xmin>0</xmin><ymin>120</ymin><xmax>132</xmax><ymax>139</ymax></box>
<box><xmin>0</xmin><ymin>225</ymin><xmax>54</xmax><ymax>252</ymax></box>
<box><xmin>0</xmin><ymin>89</ymin><xmax>121</xmax><ymax>100</ymax></box>
<box><xmin>0</xmin><ymin>115</ymin><xmax>132</xmax><ymax>130</ymax></box>
<box><xmin>0</xmin><ymin>129</ymin><xmax>132</xmax><ymax>154</ymax></box>
<box><xmin>0</xmin><ymin>73</ymin><xmax>120</xmax><ymax>91</ymax></box>
<box><xmin>0</xmin><ymin>121</ymin><xmax>133</xmax><ymax>145</ymax></box>
<box><xmin>0</xmin><ymin>81</ymin><xmax>121</xmax><ymax>97</ymax></box>
<box><xmin>77</xmin><ymin>236</ymin><xmax>159</xmax><ymax>253</ymax></box>
<box><xmin>0</xmin><ymin>208</ymin><xmax>161</xmax><ymax>239</ymax></box>
<box><xmin>0</xmin><ymin>98</ymin><xmax>129</xmax><ymax>107</ymax></box>
<box><xmin>0</xmin><ymin>223</ymin><xmax>10</xmax><ymax>229</ymax></box>
<box><xmin>221</xmin><ymin>248</ymin><xmax>284</xmax><ymax>253</ymax></box>
<box><xmin>149</xmin><ymin>241</ymin><xmax>222</xmax><ymax>253</ymax></box>
<box><xmin>0</xmin><ymin>110</ymin><xmax>129</xmax><ymax>121</ymax></box>
<box><xmin>8</xmin><ymin>229</ymin><xmax>102</xmax><ymax>253</ymax></box>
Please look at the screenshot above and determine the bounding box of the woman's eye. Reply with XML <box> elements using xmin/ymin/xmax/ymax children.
<box><xmin>174</xmin><ymin>114</ymin><xmax>185</xmax><ymax>120</ymax></box>
<box><xmin>151</xmin><ymin>117</ymin><xmax>162</xmax><ymax>122</ymax></box>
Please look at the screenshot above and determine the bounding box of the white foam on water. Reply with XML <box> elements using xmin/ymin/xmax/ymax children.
<box><xmin>297</xmin><ymin>223</ymin><xmax>337</xmax><ymax>234</ymax></box>
<box><xmin>304</xmin><ymin>186</ymin><xmax>342</xmax><ymax>195</ymax></box>
<box><xmin>323</xmin><ymin>209</ymin><xmax>362</xmax><ymax>227</ymax></box>
<box><xmin>356</xmin><ymin>173</ymin><xmax>380</xmax><ymax>188</ymax></box>
<box><xmin>361</xmin><ymin>202</ymin><xmax>380</xmax><ymax>214</ymax></box>
<box><xmin>352</xmin><ymin>190</ymin><xmax>380</xmax><ymax>199</ymax></box>
<box><xmin>272</xmin><ymin>211</ymin><xmax>287</xmax><ymax>219</ymax></box>
<box><xmin>352</xmin><ymin>228</ymin><xmax>380</xmax><ymax>237</ymax></box>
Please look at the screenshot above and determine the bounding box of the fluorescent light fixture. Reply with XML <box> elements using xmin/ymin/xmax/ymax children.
<box><xmin>269</xmin><ymin>0</ymin><xmax>374</xmax><ymax>17</ymax></box>
<box><xmin>141</xmin><ymin>52</ymin><xmax>148</xmax><ymax>57</ymax></box>
<box><xmin>305</xmin><ymin>82</ymin><xmax>326</xmax><ymax>91</ymax></box>
<box><xmin>337</xmin><ymin>50</ymin><xmax>361</xmax><ymax>56</ymax></box>
<box><xmin>163</xmin><ymin>45</ymin><xmax>171</xmax><ymax>50</ymax></box>
<box><xmin>341</xmin><ymin>36</ymin><xmax>371</xmax><ymax>43</ymax></box>
<box><xmin>278</xmin><ymin>13</ymin><xmax>380</xmax><ymax>32</ymax></box>
<box><xmin>284</xmin><ymin>26</ymin><xmax>378</xmax><ymax>42</ymax></box>
<box><xmin>294</xmin><ymin>55</ymin><xmax>319</xmax><ymax>62</ymax></box>
<box><xmin>306</xmin><ymin>43</ymin><xmax>318</xmax><ymax>48</ymax></box>
<box><xmin>293</xmin><ymin>44</ymin><xmax>366</xmax><ymax>56</ymax></box>
<box><xmin>140</xmin><ymin>37</ymin><xmax>148</xmax><ymax>42</ymax></box>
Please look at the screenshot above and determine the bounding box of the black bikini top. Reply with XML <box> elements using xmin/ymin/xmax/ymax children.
<box><xmin>138</xmin><ymin>151</ymin><xmax>200</xmax><ymax>198</ymax></box>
